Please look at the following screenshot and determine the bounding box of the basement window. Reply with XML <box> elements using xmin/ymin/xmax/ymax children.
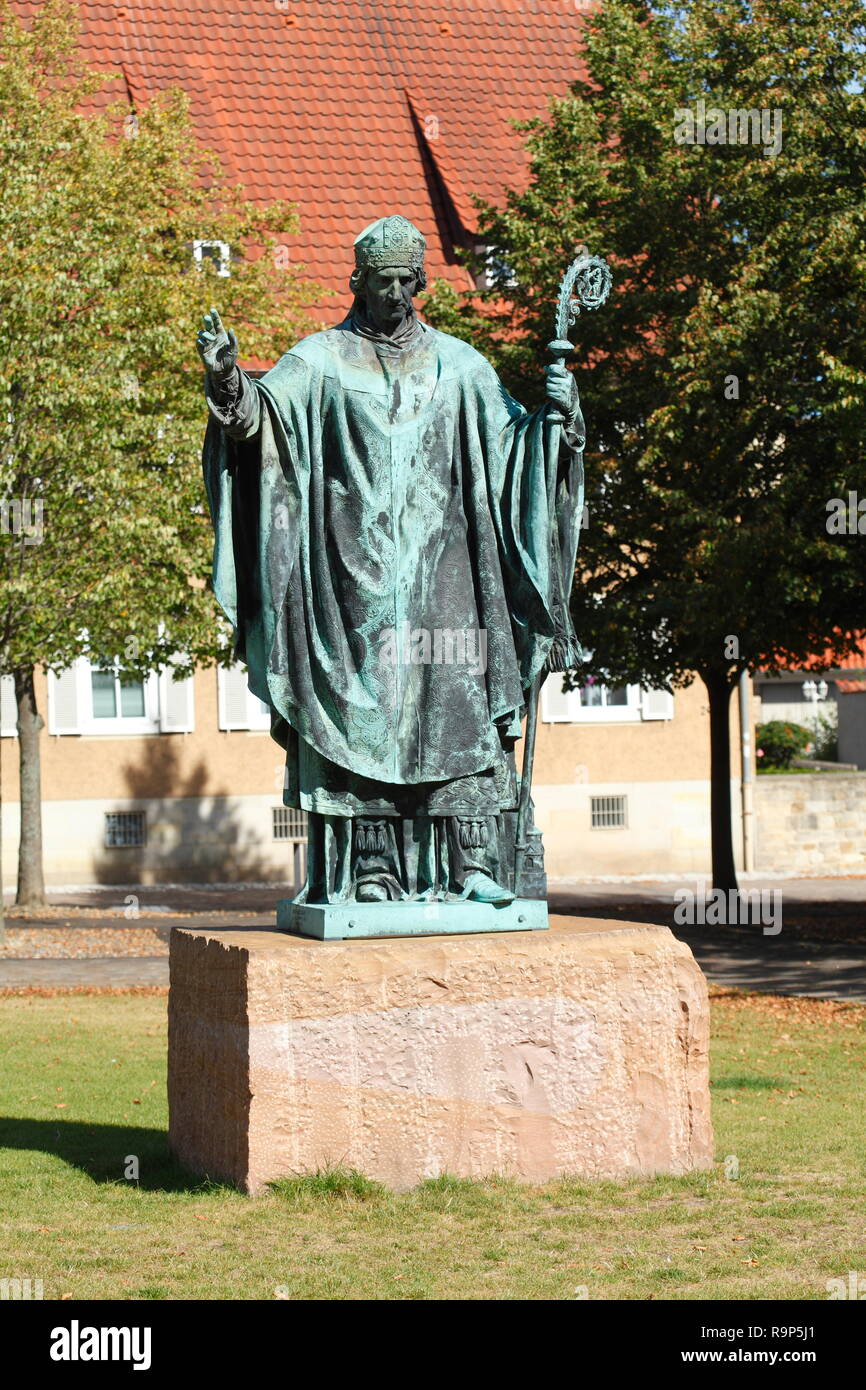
<box><xmin>590</xmin><ymin>795</ymin><xmax>628</xmax><ymax>830</ymax></box>
<box><xmin>272</xmin><ymin>807</ymin><xmax>308</xmax><ymax>841</ymax></box>
<box><xmin>105</xmin><ymin>811</ymin><xmax>147</xmax><ymax>848</ymax></box>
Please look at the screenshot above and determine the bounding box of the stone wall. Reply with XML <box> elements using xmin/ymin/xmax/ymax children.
<box><xmin>755</xmin><ymin>772</ymin><xmax>866</xmax><ymax>874</ymax></box>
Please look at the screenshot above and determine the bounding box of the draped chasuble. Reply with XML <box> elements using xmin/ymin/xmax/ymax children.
<box><xmin>203</xmin><ymin>313</ymin><xmax>584</xmax><ymax>901</ymax></box>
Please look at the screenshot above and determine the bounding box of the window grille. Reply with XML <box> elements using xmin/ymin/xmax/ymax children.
<box><xmin>273</xmin><ymin>807</ymin><xmax>308</xmax><ymax>841</ymax></box>
<box><xmin>590</xmin><ymin>795</ymin><xmax>627</xmax><ymax>830</ymax></box>
<box><xmin>105</xmin><ymin>811</ymin><xmax>146</xmax><ymax>847</ymax></box>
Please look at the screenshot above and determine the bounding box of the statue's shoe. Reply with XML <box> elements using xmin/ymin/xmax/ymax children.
<box><xmin>461</xmin><ymin>871</ymin><xmax>515</xmax><ymax>905</ymax></box>
<box><xmin>352</xmin><ymin>871</ymin><xmax>406</xmax><ymax>902</ymax></box>
<box><xmin>355</xmin><ymin>880</ymin><xmax>390</xmax><ymax>903</ymax></box>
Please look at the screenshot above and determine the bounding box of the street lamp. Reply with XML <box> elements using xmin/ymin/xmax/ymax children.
<box><xmin>802</xmin><ymin>679</ymin><xmax>828</xmax><ymax>704</ymax></box>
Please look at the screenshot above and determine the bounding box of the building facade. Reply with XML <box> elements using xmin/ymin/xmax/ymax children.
<box><xmin>1</xmin><ymin>663</ymin><xmax>746</xmax><ymax>886</ymax></box>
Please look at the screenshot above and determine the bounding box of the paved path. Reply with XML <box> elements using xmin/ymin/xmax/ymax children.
<box><xmin>0</xmin><ymin>957</ymin><xmax>169</xmax><ymax>988</ymax></box>
<box><xmin>671</xmin><ymin>927</ymin><xmax>866</xmax><ymax>1001</ymax></box>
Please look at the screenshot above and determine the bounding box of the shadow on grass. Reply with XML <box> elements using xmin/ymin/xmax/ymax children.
<box><xmin>0</xmin><ymin>1116</ymin><xmax>235</xmax><ymax>1194</ymax></box>
<box><xmin>710</xmin><ymin>1076</ymin><xmax>785</xmax><ymax>1090</ymax></box>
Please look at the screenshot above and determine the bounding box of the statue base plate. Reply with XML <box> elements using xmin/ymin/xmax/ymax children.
<box><xmin>278</xmin><ymin>898</ymin><xmax>548</xmax><ymax>940</ymax></box>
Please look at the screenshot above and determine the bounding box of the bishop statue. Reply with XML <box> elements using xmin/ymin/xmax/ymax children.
<box><xmin>199</xmin><ymin>215</ymin><xmax>584</xmax><ymax>910</ymax></box>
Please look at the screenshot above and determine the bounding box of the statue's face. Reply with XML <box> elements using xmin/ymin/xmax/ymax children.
<box><xmin>364</xmin><ymin>265</ymin><xmax>417</xmax><ymax>334</ymax></box>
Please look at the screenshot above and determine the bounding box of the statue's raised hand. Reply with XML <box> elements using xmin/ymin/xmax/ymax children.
<box><xmin>197</xmin><ymin>308</ymin><xmax>238</xmax><ymax>383</ymax></box>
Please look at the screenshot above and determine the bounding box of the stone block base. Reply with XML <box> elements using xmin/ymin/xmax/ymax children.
<box><xmin>168</xmin><ymin>918</ymin><xmax>713</xmax><ymax>1192</ymax></box>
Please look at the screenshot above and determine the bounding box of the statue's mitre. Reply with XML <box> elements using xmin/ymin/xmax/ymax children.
<box><xmin>353</xmin><ymin>215</ymin><xmax>426</xmax><ymax>271</ymax></box>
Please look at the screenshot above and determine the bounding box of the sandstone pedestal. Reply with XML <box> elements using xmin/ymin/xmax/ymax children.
<box><xmin>168</xmin><ymin>918</ymin><xmax>713</xmax><ymax>1192</ymax></box>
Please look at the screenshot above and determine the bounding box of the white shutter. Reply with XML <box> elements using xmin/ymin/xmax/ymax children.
<box><xmin>541</xmin><ymin>673</ymin><xmax>581</xmax><ymax>723</ymax></box>
<box><xmin>218</xmin><ymin>664</ymin><xmax>252</xmax><ymax>731</ymax></box>
<box><xmin>159</xmin><ymin>665</ymin><xmax>195</xmax><ymax>733</ymax></box>
<box><xmin>247</xmin><ymin>691</ymin><xmax>272</xmax><ymax>730</ymax></box>
<box><xmin>48</xmin><ymin>664</ymin><xmax>83</xmax><ymax>734</ymax></box>
<box><xmin>1</xmin><ymin>674</ymin><xmax>17</xmax><ymax>737</ymax></box>
<box><xmin>640</xmin><ymin>686</ymin><xmax>674</xmax><ymax>720</ymax></box>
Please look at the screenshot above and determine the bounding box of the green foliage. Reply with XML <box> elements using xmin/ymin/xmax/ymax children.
<box><xmin>756</xmin><ymin>719</ymin><xmax>811</xmax><ymax>768</ymax></box>
<box><xmin>424</xmin><ymin>0</ymin><xmax>866</xmax><ymax>694</ymax></box>
<box><xmin>0</xmin><ymin>0</ymin><xmax>322</xmax><ymax>680</ymax></box>
<box><xmin>809</xmin><ymin>705</ymin><xmax>839</xmax><ymax>761</ymax></box>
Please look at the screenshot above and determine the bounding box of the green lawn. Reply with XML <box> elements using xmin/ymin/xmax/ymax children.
<box><xmin>0</xmin><ymin>989</ymin><xmax>864</xmax><ymax>1300</ymax></box>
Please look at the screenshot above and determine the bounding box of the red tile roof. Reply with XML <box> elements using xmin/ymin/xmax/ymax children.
<box><xmin>804</xmin><ymin>636</ymin><xmax>866</xmax><ymax>676</ymax></box>
<box><xmin>763</xmin><ymin>635</ymin><xmax>866</xmax><ymax>682</ymax></box>
<box><xmin>26</xmin><ymin>0</ymin><xmax>592</xmax><ymax>315</ymax></box>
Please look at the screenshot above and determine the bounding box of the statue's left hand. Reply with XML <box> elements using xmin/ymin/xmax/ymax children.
<box><xmin>545</xmin><ymin>362</ymin><xmax>579</xmax><ymax>421</ymax></box>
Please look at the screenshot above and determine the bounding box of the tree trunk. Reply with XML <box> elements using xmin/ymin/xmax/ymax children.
<box><xmin>14</xmin><ymin>665</ymin><xmax>45</xmax><ymax>907</ymax></box>
<box><xmin>702</xmin><ymin>669</ymin><xmax>739</xmax><ymax>895</ymax></box>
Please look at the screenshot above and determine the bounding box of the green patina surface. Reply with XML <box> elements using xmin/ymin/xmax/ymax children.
<box><xmin>199</xmin><ymin>217</ymin><xmax>585</xmax><ymax>910</ymax></box>
<box><xmin>282</xmin><ymin>897</ymin><xmax>549</xmax><ymax>940</ymax></box>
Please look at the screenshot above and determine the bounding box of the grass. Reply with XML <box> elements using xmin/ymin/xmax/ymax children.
<box><xmin>0</xmin><ymin>989</ymin><xmax>864</xmax><ymax>1300</ymax></box>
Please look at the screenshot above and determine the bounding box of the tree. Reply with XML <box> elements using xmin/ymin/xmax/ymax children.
<box><xmin>0</xmin><ymin>0</ymin><xmax>321</xmax><ymax>903</ymax></box>
<box><xmin>424</xmin><ymin>0</ymin><xmax>866</xmax><ymax>891</ymax></box>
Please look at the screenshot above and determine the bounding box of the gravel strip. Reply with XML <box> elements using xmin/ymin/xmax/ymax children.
<box><xmin>0</xmin><ymin>927</ymin><xmax>169</xmax><ymax>959</ymax></box>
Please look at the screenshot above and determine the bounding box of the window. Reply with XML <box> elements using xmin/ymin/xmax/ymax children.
<box><xmin>193</xmin><ymin>239</ymin><xmax>230</xmax><ymax>277</ymax></box>
<box><xmin>105</xmin><ymin>811</ymin><xmax>146</xmax><ymax>847</ymax></box>
<box><xmin>78</xmin><ymin>661</ymin><xmax>158</xmax><ymax>734</ymax></box>
<box><xmin>541</xmin><ymin>675</ymin><xmax>673</xmax><ymax>724</ymax></box>
<box><xmin>273</xmin><ymin>807</ymin><xmax>308</xmax><ymax>841</ymax></box>
<box><xmin>591</xmin><ymin>795</ymin><xmax>627</xmax><ymax>829</ymax></box>
<box><xmin>574</xmin><ymin>681</ymin><xmax>629</xmax><ymax>709</ymax></box>
<box><xmin>479</xmin><ymin>244</ymin><xmax>518</xmax><ymax>291</ymax></box>
<box><xmin>91</xmin><ymin>668</ymin><xmax>147</xmax><ymax>720</ymax></box>
<box><xmin>47</xmin><ymin>658</ymin><xmax>194</xmax><ymax>735</ymax></box>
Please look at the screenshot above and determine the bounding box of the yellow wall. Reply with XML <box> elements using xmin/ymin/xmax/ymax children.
<box><xmin>2</xmin><ymin>667</ymin><xmax>283</xmax><ymax>804</ymax></box>
<box><xmin>533</xmin><ymin>680</ymin><xmax>718</xmax><ymax>785</ymax></box>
